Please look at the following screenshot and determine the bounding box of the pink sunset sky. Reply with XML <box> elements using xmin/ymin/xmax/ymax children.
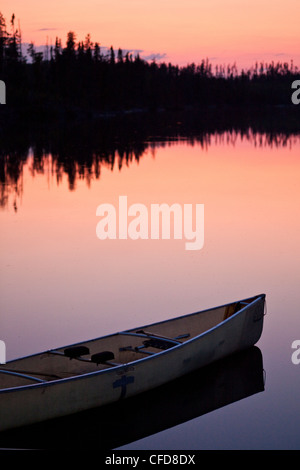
<box><xmin>1</xmin><ymin>0</ymin><xmax>300</xmax><ymax>69</ymax></box>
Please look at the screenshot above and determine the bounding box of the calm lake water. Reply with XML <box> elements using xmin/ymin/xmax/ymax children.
<box><xmin>0</xmin><ymin>123</ymin><xmax>300</xmax><ymax>449</ymax></box>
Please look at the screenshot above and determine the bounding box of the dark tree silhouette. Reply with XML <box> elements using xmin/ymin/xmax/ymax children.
<box><xmin>0</xmin><ymin>11</ymin><xmax>299</xmax><ymax>116</ymax></box>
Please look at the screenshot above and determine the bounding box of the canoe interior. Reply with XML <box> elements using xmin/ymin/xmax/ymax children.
<box><xmin>0</xmin><ymin>295</ymin><xmax>263</xmax><ymax>390</ymax></box>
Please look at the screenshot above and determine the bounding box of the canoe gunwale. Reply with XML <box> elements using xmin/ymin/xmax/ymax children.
<box><xmin>0</xmin><ymin>294</ymin><xmax>265</xmax><ymax>395</ymax></box>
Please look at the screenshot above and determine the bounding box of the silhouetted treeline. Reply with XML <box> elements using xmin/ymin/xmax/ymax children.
<box><xmin>1</xmin><ymin>12</ymin><xmax>300</xmax><ymax>116</ymax></box>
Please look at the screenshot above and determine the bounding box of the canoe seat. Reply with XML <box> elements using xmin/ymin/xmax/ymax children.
<box><xmin>64</xmin><ymin>346</ymin><xmax>90</xmax><ymax>359</ymax></box>
<box><xmin>90</xmin><ymin>351</ymin><xmax>115</xmax><ymax>365</ymax></box>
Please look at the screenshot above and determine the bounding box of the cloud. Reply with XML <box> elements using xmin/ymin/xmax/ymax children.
<box><xmin>142</xmin><ymin>52</ymin><xmax>167</xmax><ymax>62</ymax></box>
<box><xmin>101</xmin><ymin>46</ymin><xmax>167</xmax><ymax>63</ymax></box>
<box><xmin>37</xmin><ymin>28</ymin><xmax>58</xmax><ymax>31</ymax></box>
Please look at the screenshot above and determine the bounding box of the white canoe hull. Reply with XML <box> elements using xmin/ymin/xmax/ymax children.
<box><xmin>0</xmin><ymin>294</ymin><xmax>265</xmax><ymax>431</ymax></box>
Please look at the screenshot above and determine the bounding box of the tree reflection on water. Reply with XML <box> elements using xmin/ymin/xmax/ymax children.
<box><xmin>0</xmin><ymin>109</ymin><xmax>300</xmax><ymax>211</ymax></box>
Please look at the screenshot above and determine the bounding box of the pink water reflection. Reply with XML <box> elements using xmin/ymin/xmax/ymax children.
<box><xmin>1</xmin><ymin>134</ymin><xmax>300</xmax><ymax>361</ymax></box>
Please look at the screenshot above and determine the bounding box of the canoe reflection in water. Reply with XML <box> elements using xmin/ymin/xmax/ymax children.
<box><xmin>0</xmin><ymin>346</ymin><xmax>265</xmax><ymax>450</ymax></box>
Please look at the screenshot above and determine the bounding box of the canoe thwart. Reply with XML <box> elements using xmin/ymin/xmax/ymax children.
<box><xmin>119</xmin><ymin>346</ymin><xmax>155</xmax><ymax>355</ymax></box>
<box><xmin>121</xmin><ymin>330</ymin><xmax>187</xmax><ymax>347</ymax></box>
<box><xmin>119</xmin><ymin>330</ymin><xmax>190</xmax><ymax>355</ymax></box>
<box><xmin>0</xmin><ymin>369</ymin><xmax>46</xmax><ymax>383</ymax></box>
<box><xmin>119</xmin><ymin>337</ymin><xmax>180</xmax><ymax>355</ymax></box>
<box><xmin>142</xmin><ymin>338</ymin><xmax>178</xmax><ymax>350</ymax></box>
<box><xmin>135</xmin><ymin>330</ymin><xmax>187</xmax><ymax>343</ymax></box>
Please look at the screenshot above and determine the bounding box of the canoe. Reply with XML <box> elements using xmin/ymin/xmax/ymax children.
<box><xmin>0</xmin><ymin>293</ymin><xmax>265</xmax><ymax>432</ymax></box>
